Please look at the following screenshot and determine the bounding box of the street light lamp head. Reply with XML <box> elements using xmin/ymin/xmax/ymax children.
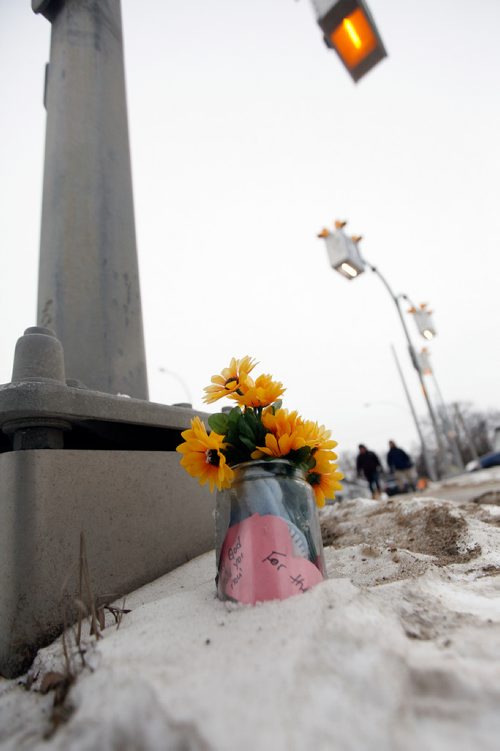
<box><xmin>317</xmin><ymin>219</ymin><xmax>366</xmax><ymax>279</ymax></box>
<box><xmin>340</xmin><ymin>262</ymin><xmax>359</xmax><ymax>278</ymax></box>
<box><xmin>312</xmin><ymin>0</ymin><xmax>387</xmax><ymax>82</ymax></box>
<box><xmin>408</xmin><ymin>303</ymin><xmax>437</xmax><ymax>340</ymax></box>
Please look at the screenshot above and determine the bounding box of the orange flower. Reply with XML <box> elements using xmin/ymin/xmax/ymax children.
<box><xmin>235</xmin><ymin>373</ymin><xmax>285</xmax><ymax>408</ymax></box>
<box><xmin>176</xmin><ymin>417</ymin><xmax>234</xmax><ymax>492</ymax></box>
<box><xmin>252</xmin><ymin>431</ymin><xmax>307</xmax><ymax>459</ymax></box>
<box><xmin>262</xmin><ymin>408</ymin><xmax>302</xmax><ymax>435</ymax></box>
<box><xmin>307</xmin><ymin>450</ymin><xmax>343</xmax><ymax>507</ymax></box>
<box><xmin>203</xmin><ymin>356</ymin><xmax>257</xmax><ymax>404</ymax></box>
<box><xmin>252</xmin><ymin>408</ymin><xmax>305</xmax><ymax>459</ymax></box>
<box><xmin>298</xmin><ymin>419</ymin><xmax>338</xmax><ymax>452</ymax></box>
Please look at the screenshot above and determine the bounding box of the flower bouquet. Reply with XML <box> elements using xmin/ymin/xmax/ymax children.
<box><xmin>177</xmin><ymin>357</ymin><xmax>343</xmax><ymax>604</ymax></box>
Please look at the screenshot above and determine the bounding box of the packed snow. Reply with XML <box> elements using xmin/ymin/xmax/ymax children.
<box><xmin>1</xmin><ymin>472</ymin><xmax>500</xmax><ymax>751</ymax></box>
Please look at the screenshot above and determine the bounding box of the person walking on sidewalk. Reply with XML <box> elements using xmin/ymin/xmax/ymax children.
<box><xmin>356</xmin><ymin>444</ymin><xmax>383</xmax><ymax>499</ymax></box>
<box><xmin>387</xmin><ymin>440</ymin><xmax>417</xmax><ymax>492</ymax></box>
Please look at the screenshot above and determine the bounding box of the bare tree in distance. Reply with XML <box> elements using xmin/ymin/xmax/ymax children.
<box><xmin>414</xmin><ymin>402</ymin><xmax>500</xmax><ymax>474</ymax></box>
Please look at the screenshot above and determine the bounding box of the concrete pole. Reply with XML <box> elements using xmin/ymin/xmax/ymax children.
<box><xmin>33</xmin><ymin>0</ymin><xmax>148</xmax><ymax>399</ymax></box>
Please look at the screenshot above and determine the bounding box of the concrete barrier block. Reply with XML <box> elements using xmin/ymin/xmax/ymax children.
<box><xmin>0</xmin><ymin>449</ymin><xmax>214</xmax><ymax>677</ymax></box>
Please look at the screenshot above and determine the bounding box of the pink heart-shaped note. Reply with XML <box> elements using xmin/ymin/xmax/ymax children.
<box><xmin>218</xmin><ymin>513</ymin><xmax>324</xmax><ymax>605</ymax></box>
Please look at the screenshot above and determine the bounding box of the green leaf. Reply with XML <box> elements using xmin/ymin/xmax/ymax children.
<box><xmin>239</xmin><ymin>418</ymin><xmax>256</xmax><ymax>441</ymax></box>
<box><xmin>227</xmin><ymin>406</ymin><xmax>242</xmax><ymax>425</ymax></box>
<box><xmin>288</xmin><ymin>446</ymin><xmax>312</xmax><ymax>465</ymax></box>
<box><xmin>239</xmin><ymin>435</ymin><xmax>256</xmax><ymax>452</ymax></box>
<box><xmin>270</xmin><ymin>399</ymin><xmax>282</xmax><ymax>414</ymax></box>
<box><xmin>243</xmin><ymin>409</ymin><xmax>258</xmax><ymax>430</ymax></box>
<box><xmin>208</xmin><ymin>413</ymin><xmax>229</xmax><ymax>435</ymax></box>
<box><xmin>305</xmin><ymin>455</ymin><xmax>317</xmax><ymax>471</ymax></box>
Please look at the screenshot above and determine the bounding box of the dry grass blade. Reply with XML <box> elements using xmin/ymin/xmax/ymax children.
<box><xmin>104</xmin><ymin>598</ymin><xmax>131</xmax><ymax>629</ymax></box>
<box><xmin>78</xmin><ymin>532</ymin><xmax>102</xmax><ymax>641</ymax></box>
<box><xmin>76</xmin><ymin>531</ymin><xmax>84</xmax><ymax>645</ymax></box>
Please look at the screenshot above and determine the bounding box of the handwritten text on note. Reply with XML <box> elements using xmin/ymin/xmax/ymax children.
<box><xmin>218</xmin><ymin>513</ymin><xmax>324</xmax><ymax>604</ymax></box>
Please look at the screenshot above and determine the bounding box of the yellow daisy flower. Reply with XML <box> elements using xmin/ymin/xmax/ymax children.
<box><xmin>252</xmin><ymin>431</ymin><xmax>307</xmax><ymax>459</ymax></box>
<box><xmin>176</xmin><ymin>416</ymin><xmax>234</xmax><ymax>492</ymax></box>
<box><xmin>252</xmin><ymin>408</ymin><xmax>305</xmax><ymax>459</ymax></box>
<box><xmin>203</xmin><ymin>356</ymin><xmax>257</xmax><ymax>404</ymax></box>
<box><xmin>307</xmin><ymin>450</ymin><xmax>344</xmax><ymax>507</ymax></box>
<box><xmin>262</xmin><ymin>407</ymin><xmax>299</xmax><ymax>431</ymax></box>
<box><xmin>235</xmin><ymin>373</ymin><xmax>285</xmax><ymax>408</ymax></box>
<box><xmin>298</xmin><ymin>419</ymin><xmax>338</xmax><ymax>452</ymax></box>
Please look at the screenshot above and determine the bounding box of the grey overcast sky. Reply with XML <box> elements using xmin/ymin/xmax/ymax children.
<box><xmin>1</xmin><ymin>0</ymin><xmax>499</xmax><ymax>462</ymax></box>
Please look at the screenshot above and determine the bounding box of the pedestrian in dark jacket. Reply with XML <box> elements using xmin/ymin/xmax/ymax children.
<box><xmin>356</xmin><ymin>444</ymin><xmax>382</xmax><ymax>498</ymax></box>
<box><xmin>387</xmin><ymin>440</ymin><xmax>416</xmax><ymax>492</ymax></box>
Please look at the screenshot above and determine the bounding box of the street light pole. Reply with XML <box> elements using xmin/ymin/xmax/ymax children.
<box><xmin>158</xmin><ymin>367</ymin><xmax>193</xmax><ymax>407</ymax></box>
<box><xmin>367</xmin><ymin>263</ymin><xmax>447</xmax><ymax>477</ymax></box>
<box><xmin>390</xmin><ymin>344</ymin><xmax>434</xmax><ymax>480</ymax></box>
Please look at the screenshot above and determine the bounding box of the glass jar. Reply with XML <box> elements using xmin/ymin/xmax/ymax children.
<box><xmin>215</xmin><ymin>460</ymin><xmax>326</xmax><ymax>604</ymax></box>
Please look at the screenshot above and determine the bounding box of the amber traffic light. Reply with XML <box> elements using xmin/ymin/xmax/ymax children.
<box><xmin>317</xmin><ymin>0</ymin><xmax>387</xmax><ymax>82</ymax></box>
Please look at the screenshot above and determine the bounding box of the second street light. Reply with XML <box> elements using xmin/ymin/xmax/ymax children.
<box><xmin>405</xmin><ymin>302</ymin><xmax>437</xmax><ymax>341</ymax></box>
<box><xmin>317</xmin><ymin>220</ymin><xmax>448</xmax><ymax>479</ymax></box>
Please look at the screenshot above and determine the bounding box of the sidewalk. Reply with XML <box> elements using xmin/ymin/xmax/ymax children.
<box><xmin>414</xmin><ymin>466</ymin><xmax>500</xmax><ymax>504</ymax></box>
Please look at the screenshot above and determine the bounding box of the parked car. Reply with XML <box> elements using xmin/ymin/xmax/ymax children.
<box><xmin>466</xmin><ymin>451</ymin><xmax>500</xmax><ymax>472</ymax></box>
<box><xmin>325</xmin><ymin>479</ymin><xmax>371</xmax><ymax>504</ymax></box>
<box><xmin>382</xmin><ymin>473</ymin><xmax>401</xmax><ymax>497</ymax></box>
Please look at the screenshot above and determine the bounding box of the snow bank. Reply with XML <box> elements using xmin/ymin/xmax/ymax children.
<box><xmin>1</xmin><ymin>491</ymin><xmax>500</xmax><ymax>751</ymax></box>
